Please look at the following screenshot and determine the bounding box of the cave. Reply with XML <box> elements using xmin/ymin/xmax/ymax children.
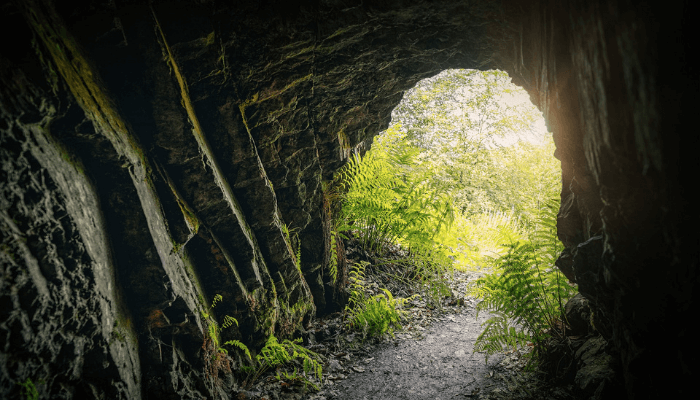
<box><xmin>0</xmin><ymin>0</ymin><xmax>695</xmax><ymax>399</ymax></box>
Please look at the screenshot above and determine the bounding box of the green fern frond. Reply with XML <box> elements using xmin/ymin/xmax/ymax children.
<box><xmin>470</xmin><ymin>195</ymin><xmax>576</xmax><ymax>361</ymax></box>
<box><xmin>224</xmin><ymin>340</ymin><xmax>252</xmax><ymax>360</ymax></box>
<box><xmin>221</xmin><ymin>315</ymin><xmax>238</xmax><ymax>329</ymax></box>
<box><xmin>211</xmin><ymin>294</ymin><xmax>223</xmax><ymax>308</ymax></box>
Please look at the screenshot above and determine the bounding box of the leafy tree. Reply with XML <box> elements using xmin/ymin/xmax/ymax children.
<box><xmin>390</xmin><ymin>69</ymin><xmax>549</xmax><ymax>219</ymax></box>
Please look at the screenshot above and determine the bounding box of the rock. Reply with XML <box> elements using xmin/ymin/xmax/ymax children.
<box><xmin>327</xmin><ymin>359</ymin><xmax>343</xmax><ymax>373</ymax></box>
<box><xmin>564</xmin><ymin>293</ymin><xmax>592</xmax><ymax>336</ymax></box>
<box><xmin>555</xmin><ymin>247</ymin><xmax>576</xmax><ymax>283</ymax></box>
<box><xmin>574</xmin><ymin>336</ymin><xmax>622</xmax><ymax>399</ymax></box>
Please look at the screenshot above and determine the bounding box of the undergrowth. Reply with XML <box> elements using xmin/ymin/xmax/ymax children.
<box><xmin>333</xmin><ymin>135</ymin><xmax>456</xmax><ymax>311</ymax></box>
<box><xmin>468</xmin><ymin>198</ymin><xmax>577</xmax><ymax>363</ymax></box>
<box><xmin>241</xmin><ymin>335</ymin><xmax>323</xmax><ymax>391</ymax></box>
<box><xmin>336</xmin><ymin>145</ymin><xmax>454</xmax><ymax>256</ymax></box>
<box><xmin>202</xmin><ymin>294</ymin><xmax>323</xmax><ymax>391</ymax></box>
<box><xmin>343</xmin><ymin>261</ymin><xmax>416</xmax><ymax>339</ymax></box>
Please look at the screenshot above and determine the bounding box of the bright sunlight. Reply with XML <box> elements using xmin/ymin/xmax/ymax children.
<box><xmin>371</xmin><ymin>69</ymin><xmax>560</xmax><ymax>271</ymax></box>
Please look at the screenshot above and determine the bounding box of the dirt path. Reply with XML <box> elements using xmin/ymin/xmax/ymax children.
<box><xmin>236</xmin><ymin>271</ymin><xmax>549</xmax><ymax>400</ymax></box>
<box><xmin>327</xmin><ymin>306</ymin><xmax>503</xmax><ymax>400</ymax></box>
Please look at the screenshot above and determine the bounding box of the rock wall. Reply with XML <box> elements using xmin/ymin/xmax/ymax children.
<box><xmin>496</xmin><ymin>1</ymin><xmax>697</xmax><ymax>398</ymax></box>
<box><xmin>0</xmin><ymin>0</ymin><xmax>695</xmax><ymax>399</ymax></box>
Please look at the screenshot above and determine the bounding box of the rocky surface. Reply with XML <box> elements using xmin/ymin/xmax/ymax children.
<box><xmin>0</xmin><ymin>0</ymin><xmax>696</xmax><ymax>399</ymax></box>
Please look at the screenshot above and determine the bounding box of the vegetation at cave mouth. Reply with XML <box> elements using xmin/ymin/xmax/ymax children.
<box><xmin>333</xmin><ymin>69</ymin><xmax>576</xmax><ymax>360</ymax></box>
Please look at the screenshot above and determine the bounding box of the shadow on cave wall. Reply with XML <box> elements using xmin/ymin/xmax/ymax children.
<box><xmin>0</xmin><ymin>0</ymin><xmax>696</xmax><ymax>399</ymax></box>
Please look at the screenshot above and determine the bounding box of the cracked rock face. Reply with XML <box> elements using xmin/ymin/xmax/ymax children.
<box><xmin>0</xmin><ymin>0</ymin><xmax>695</xmax><ymax>399</ymax></box>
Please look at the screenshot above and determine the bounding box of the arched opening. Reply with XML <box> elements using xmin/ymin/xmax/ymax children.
<box><xmin>335</xmin><ymin>69</ymin><xmax>576</xmax><ymax>387</ymax></box>
<box><xmin>342</xmin><ymin>68</ymin><xmax>562</xmax><ymax>267</ymax></box>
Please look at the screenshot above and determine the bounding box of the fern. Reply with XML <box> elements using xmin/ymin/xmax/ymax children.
<box><xmin>469</xmin><ymin>196</ymin><xmax>576</xmax><ymax>361</ymax></box>
<box><xmin>281</xmin><ymin>223</ymin><xmax>303</xmax><ymax>271</ymax></box>
<box><xmin>223</xmin><ymin>340</ymin><xmax>252</xmax><ymax>361</ymax></box>
<box><xmin>211</xmin><ymin>293</ymin><xmax>223</xmax><ymax>308</ymax></box>
<box><xmin>328</xmin><ymin>230</ymin><xmax>338</xmax><ymax>284</ymax></box>
<box><xmin>337</xmin><ymin>149</ymin><xmax>454</xmax><ymax>255</ymax></box>
<box><xmin>245</xmin><ymin>335</ymin><xmax>324</xmax><ymax>390</ymax></box>
<box><xmin>334</xmin><ymin>143</ymin><xmax>456</xmax><ymax>307</ymax></box>
<box><xmin>203</xmin><ymin>294</ymin><xmax>250</xmax><ymax>362</ymax></box>
<box><xmin>344</xmin><ymin>261</ymin><xmax>414</xmax><ymax>339</ymax></box>
<box><xmin>221</xmin><ymin>315</ymin><xmax>238</xmax><ymax>330</ymax></box>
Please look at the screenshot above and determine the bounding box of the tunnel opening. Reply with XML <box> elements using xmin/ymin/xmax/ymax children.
<box><xmin>339</xmin><ymin>67</ymin><xmax>561</xmax><ymax>261</ymax></box>
<box><xmin>334</xmin><ymin>66</ymin><xmax>578</xmax><ymax>369</ymax></box>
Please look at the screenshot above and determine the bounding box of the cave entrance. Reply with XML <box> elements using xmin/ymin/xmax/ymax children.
<box><xmin>342</xmin><ymin>69</ymin><xmax>560</xmax><ymax>271</ymax></box>
<box><xmin>337</xmin><ymin>69</ymin><xmax>575</xmax><ymax>364</ymax></box>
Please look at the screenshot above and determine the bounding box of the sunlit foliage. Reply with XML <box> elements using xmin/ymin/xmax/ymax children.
<box><xmin>334</xmin><ymin>69</ymin><xmax>571</xmax><ymax>362</ymax></box>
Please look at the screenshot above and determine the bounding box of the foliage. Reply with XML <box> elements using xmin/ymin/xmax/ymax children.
<box><xmin>281</xmin><ymin>223</ymin><xmax>302</xmax><ymax>272</ymax></box>
<box><xmin>202</xmin><ymin>294</ymin><xmax>323</xmax><ymax>391</ymax></box>
<box><xmin>335</xmin><ymin>69</ymin><xmax>569</xmax><ymax>367</ymax></box>
<box><xmin>17</xmin><ymin>378</ymin><xmax>40</xmax><ymax>400</ymax></box>
<box><xmin>468</xmin><ymin>198</ymin><xmax>577</xmax><ymax>362</ymax></box>
<box><xmin>344</xmin><ymin>261</ymin><xmax>415</xmax><ymax>339</ymax></box>
<box><xmin>221</xmin><ymin>339</ymin><xmax>251</xmax><ymax>361</ymax></box>
<box><xmin>390</xmin><ymin>69</ymin><xmax>557</xmax><ymax>222</ymax></box>
<box><xmin>338</xmin><ymin>70</ymin><xmax>559</xmax><ymax>276</ymax></box>
<box><xmin>435</xmin><ymin>209</ymin><xmax>524</xmax><ymax>271</ymax></box>
<box><xmin>322</xmin><ymin>179</ymin><xmax>347</xmax><ymax>285</ymax></box>
<box><xmin>243</xmin><ymin>335</ymin><xmax>323</xmax><ymax>391</ymax></box>
<box><xmin>200</xmin><ymin>293</ymin><xmax>252</xmax><ymax>388</ymax></box>
<box><xmin>336</xmin><ymin>126</ymin><xmax>455</xmax><ymax>255</ymax></box>
<box><xmin>328</xmin><ymin>230</ymin><xmax>339</xmax><ymax>284</ymax></box>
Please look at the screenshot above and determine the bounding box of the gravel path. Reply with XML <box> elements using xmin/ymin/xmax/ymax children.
<box><xmin>328</xmin><ymin>306</ymin><xmax>503</xmax><ymax>400</ymax></box>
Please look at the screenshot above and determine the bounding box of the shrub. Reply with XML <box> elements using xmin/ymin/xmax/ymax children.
<box><xmin>344</xmin><ymin>261</ymin><xmax>415</xmax><ymax>339</ymax></box>
<box><xmin>243</xmin><ymin>335</ymin><xmax>323</xmax><ymax>391</ymax></box>
<box><xmin>469</xmin><ymin>198</ymin><xmax>577</xmax><ymax>362</ymax></box>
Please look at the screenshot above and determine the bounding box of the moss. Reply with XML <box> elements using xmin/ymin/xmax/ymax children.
<box><xmin>277</xmin><ymin>298</ymin><xmax>314</xmax><ymax>338</ymax></box>
<box><xmin>281</xmin><ymin>44</ymin><xmax>315</xmax><ymax>61</ymax></box>
<box><xmin>238</xmin><ymin>74</ymin><xmax>313</xmax><ymax>129</ymax></box>
<box><xmin>178</xmin><ymin>200</ymin><xmax>200</xmax><ymax>234</ymax></box>
<box><xmin>23</xmin><ymin>0</ymin><xmax>152</xmax><ymax>173</ymax></box>
<box><xmin>337</xmin><ymin>129</ymin><xmax>352</xmax><ymax>159</ymax></box>
<box><xmin>238</xmin><ymin>92</ymin><xmax>260</xmax><ymax>117</ymax></box>
<box><xmin>205</xmin><ymin>31</ymin><xmax>215</xmax><ymax>46</ymax></box>
<box><xmin>325</xmin><ymin>25</ymin><xmax>356</xmax><ymax>41</ymax></box>
<box><xmin>247</xmin><ymin>287</ymin><xmax>279</xmax><ymax>338</ymax></box>
<box><xmin>111</xmin><ymin>320</ymin><xmax>127</xmax><ymax>343</ymax></box>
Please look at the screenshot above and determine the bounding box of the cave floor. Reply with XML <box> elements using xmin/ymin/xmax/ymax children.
<box><xmin>329</xmin><ymin>305</ymin><xmax>505</xmax><ymax>400</ymax></box>
<box><xmin>235</xmin><ymin>271</ymin><xmax>577</xmax><ymax>400</ymax></box>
